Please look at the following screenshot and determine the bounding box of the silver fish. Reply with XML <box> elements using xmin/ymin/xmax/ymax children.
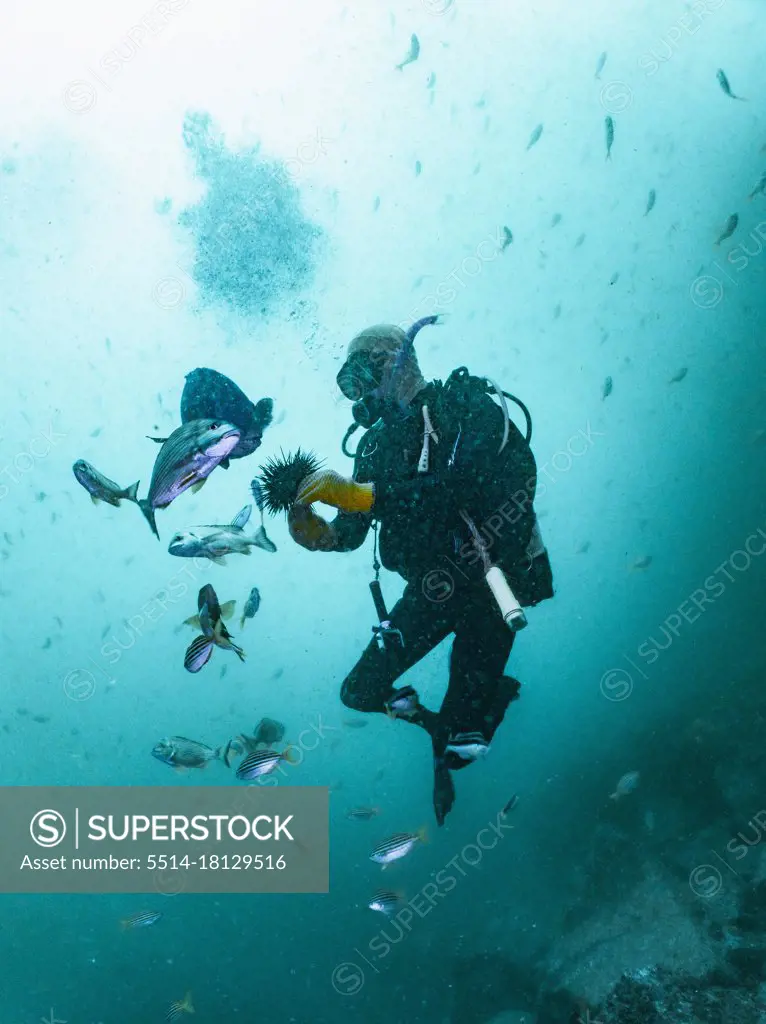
<box><xmin>594</xmin><ymin>51</ymin><xmax>607</xmax><ymax>79</ymax></box>
<box><xmin>715</xmin><ymin>213</ymin><xmax>739</xmax><ymax>246</ymax></box>
<box><xmin>645</xmin><ymin>189</ymin><xmax>656</xmax><ymax>216</ymax></box>
<box><xmin>748</xmin><ymin>172</ymin><xmax>766</xmax><ymax>201</ymax></box>
<box><xmin>669</xmin><ymin>367</ymin><xmax>688</xmax><ymax>384</ymax></box>
<box><xmin>151</xmin><ymin>735</ymin><xmax>232</xmax><ymax>769</ymax></box>
<box><xmin>605</xmin><ymin>116</ymin><xmax>615</xmax><ymax>161</ymax></box>
<box><xmin>602</xmin><ymin>376</ymin><xmax>613</xmax><ymax>400</ymax></box>
<box><xmin>169</xmin><ymin>505</ymin><xmax>277</xmax><ymax>563</ymax></box>
<box><xmin>370</xmin><ymin>829</ymin><xmax>427</xmax><ymax>867</ymax></box>
<box><xmin>526</xmin><ymin>123</ymin><xmax>543</xmax><ymax>151</ymax></box>
<box><xmin>73</xmin><ymin>460</ymin><xmax>139</xmax><ymax>508</ymax></box>
<box><xmin>140</xmin><ymin>419</ymin><xmax>240</xmax><ymax>539</ymax></box>
<box><xmin>500</xmin><ymin>226</ymin><xmax>513</xmax><ymax>251</ymax></box>
<box><xmin>395</xmin><ymin>33</ymin><xmax>420</xmax><ymax>71</ymax></box>
<box><xmin>610</xmin><ymin>770</ymin><xmax>640</xmax><ymax>800</ymax></box>
<box><xmin>716</xmin><ymin>68</ymin><xmax>746</xmax><ymax>101</ymax></box>
<box><xmin>347</xmin><ymin>807</ymin><xmax>380</xmax><ymax>821</ymax></box>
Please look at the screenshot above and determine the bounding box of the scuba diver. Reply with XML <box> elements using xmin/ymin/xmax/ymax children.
<box><xmin>286</xmin><ymin>319</ymin><xmax>554</xmax><ymax>825</ymax></box>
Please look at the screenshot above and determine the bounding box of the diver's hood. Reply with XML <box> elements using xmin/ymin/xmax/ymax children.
<box><xmin>336</xmin><ymin>323</ymin><xmax>426</xmax><ymax>407</ymax></box>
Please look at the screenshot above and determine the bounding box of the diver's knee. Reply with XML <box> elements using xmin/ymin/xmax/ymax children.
<box><xmin>340</xmin><ymin>676</ymin><xmax>362</xmax><ymax>710</ymax></box>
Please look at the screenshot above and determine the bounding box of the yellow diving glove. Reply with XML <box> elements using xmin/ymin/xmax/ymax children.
<box><xmin>295</xmin><ymin>470</ymin><xmax>375</xmax><ymax>514</ymax></box>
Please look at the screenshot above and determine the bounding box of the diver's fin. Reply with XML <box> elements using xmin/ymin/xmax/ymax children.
<box><xmin>231</xmin><ymin>505</ymin><xmax>252</xmax><ymax>530</ymax></box>
<box><xmin>137</xmin><ymin>499</ymin><xmax>160</xmax><ymax>539</ymax></box>
<box><xmin>219</xmin><ymin>600</ymin><xmax>236</xmax><ymax>621</ymax></box>
<box><xmin>123</xmin><ymin>481</ymin><xmax>140</xmax><ymax>503</ymax></box>
<box><xmin>191</xmin><ymin>479</ymin><xmax>206</xmax><ymax>494</ymax></box>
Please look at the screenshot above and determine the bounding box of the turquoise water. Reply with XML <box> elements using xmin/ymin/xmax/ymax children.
<box><xmin>2</xmin><ymin>1</ymin><xmax>766</xmax><ymax>1021</ymax></box>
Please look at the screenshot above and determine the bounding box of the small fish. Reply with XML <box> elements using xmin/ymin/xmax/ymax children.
<box><xmin>373</xmin><ymin>196</ymin><xmax>381</xmax><ymax>212</ymax></box>
<box><xmin>574</xmin><ymin>233</ymin><xmax>586</xmax><ymax>248</ymax></box>
<box><xmin>32</xmin><ymin>714</ymin><xmax>50</xmax><ymax>723</ymax></box>
<box><xmin>183</xmin><ymin>635</ymin><xmax>214</xmax><ymax>673</ymax></box>
<box><xmin>426</xmin><ymin>72</ymin><xmax>436</xmax><ymax>89</ymax></box>
<box><xmin>748</xmin><ymin>172</ymin><xmax>766</xmax><ymax>201</ymax></box>
<box><xmin>141</xmin><ymin>420</ymin><xmax>241</xmax><ymax>539</ymax></box>
<box><xmin>669</xmin><ymin>367</ymin><xmax>688</xmax><ymax>383</ymax></box>
<box><xmin>368</xmin><ymin>890</ymin><xmax>403</xmax><ymax>916</ymax></box>
<box><xmin>120</xmin><ymin>910</ymin><xmax>162</xmax><ymax>930</ymax></box>
<box><xmin>35</xmin><ymin>491</ymin><xmax>47</xmax><ymax>502</ymax></box>
<box><xmin>609</xmin><ymin>271</ymin><xmax>620</xmax><ymax>286</ymax></box>
<box><xmin>605</xmin><ymin>116</ymin><xmax>615</xmax><ymax>161</ymax></box>
<box><xmin>152</xmin><ymin>736</ymin><xmax>232</xmax><ymax>770</ymax></box>
<box><xmin>500</xmin><ymin>226</ymin><xmax>513</xmax><ymax>251</ymax></box>
<box><xmin>395</xmin><ymin>33</ymin><xmax>420</xmax><ymax>71</ymax></box>
<box><xmin>550</xmin><ymin>213</ymin><xmax>562</xmax><ymax>228</ymax></box>
<box><xmin>250</xmin><ymin>478</ymin><xmax>266</xmax><ymax>514</ymax></box>
<box><xmin>594</xmin><ymin>51</ymin><xmax>607</xmax><ymax>79</ymax></box>
<box><xmin>347</xmin><ymin>807</ymin><xmax>381</xmax><ymax>821</ymax></box>
<box><xmin>577</xmin><ymin>541</ymin><xmax>591</xmax><ymax>554</ymax></box>
<box><xmin>370</xmin><ymin>829</ymin><xmax>427</xmax><ymax>867</ymax></box>
<box><xmin>715</xmin><ymin>213</ymin><xmax>739</xmax><ymax>246</ymax></box>
<box><xmin>73</xmin><ymin>460</ymin><xmax>139</xmax><ymax>508</ymax></box>
<box><xmin>644</xmin><ymin>189</ymin><xmax>656</xmax><ymax>216</ymax></box>
<box><xmin>553</xmin><ymin>303</ymin><xmax>562</xmax><ymax>320</ymax></box>
<box><xmin>166</xmin><ymin>992</ymin><xmax>194</xmax><ymax>1024</ymax></box>
<box><xmin>240</xmin><ymin>587</ymin><xmax>261</xmax><ymax>628</ymax></box>
<box><xmin>169</xmin><ymin>505</ymin><xmax>277</xmax><ymax>563</ymax></box>
<box><xmin>235</xmin><ymin>747</ymin><xmax>298</xmax><ymax>780</ymax></box>
<box><xmin>632</xmin><ymin>555</ymin><xmax>652</xmax><ymax>570</ymax></box>
<box><xmin>343</xmin><ymin>717</ymin><xmax>369</xmax><ymax>729</ymax></box>
<box><xmin>609</xmin><ymin>770</ymin><xmax>640</xmax><ymax>801</ymax></box>
<box><xmin>716</xmin><ymin>69</ymin><xmax>746</xmax><ymax>101</ymax></box>
<box><xmin>526</xmin><ymin>124</ymin><xmax>543</xmax><ymax>151</ymax></box>
<box><xmin>415</xmin><ymin>160</ymin><xmax>422</xmax><ymax>176</ymax></box>
<box><xmin>602</xmin><ymin>376</ymin><xmax>613</xmax><ymax>400</ymax></box>
<box><xmin>501</xmin><ymin>794</ymin><xmax>519</xmax><ymax>816</ymax></box>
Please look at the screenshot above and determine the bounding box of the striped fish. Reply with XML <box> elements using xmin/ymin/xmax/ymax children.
<box><xmin>140</xmin><ymin>419</ymin><xmax>240</xmax><ymax>539</ymax></box>
<box><xmin>184</xmin><ymin>635</ymin><xmax>214</xmax><ymax>673</ymax></box>
<box><xmin>120</xmin><ymin>909</ymin><xmax>162</xmax><ymax>930</ymax></box>
<box><xmin>166</xmin><ymin>992</ymin><xmax>194</xmax><ymax>1023</ymax></box>
<box><xmin>370</xmin><ymin>828</ymin><xmax>427</xmax><ymax>867</ymax></box>
<box><xmin>235</xmin><ymin>747</ymin><xmax>298</xmax><ymax>781</ymax></box>
<box><xmin>368</xmin><ymin>890</ymin><xmax>403</xmax><ymax>916</ymax></box>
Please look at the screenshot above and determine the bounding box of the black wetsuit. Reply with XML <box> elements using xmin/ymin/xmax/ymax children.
<box><xmin>332</xmin><ymin>369</ymin><xmax>554</xmax><ymax>820</ymax></box>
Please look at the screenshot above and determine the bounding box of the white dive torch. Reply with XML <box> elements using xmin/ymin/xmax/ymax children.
<box><xmin>459</xmin><ymin>509</ymin><xmax>528</xmax><ymax>631</ymax></box>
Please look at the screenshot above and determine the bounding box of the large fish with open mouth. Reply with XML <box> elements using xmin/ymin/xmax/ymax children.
<box><xmin>140</xmin><ymin>419</ymin><xmax>240</xmax><ymax>539</ymax></box>
<box><xmin>181</xmin><ymin>369</ymin><xmax>273</xmax><ymax>468</ymax></box>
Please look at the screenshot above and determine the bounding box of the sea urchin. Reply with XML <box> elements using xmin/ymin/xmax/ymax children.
<box><xmin>257</xmin><ymin>448</ymin><xmax>324</xmax><ymax>515</ymax></box>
